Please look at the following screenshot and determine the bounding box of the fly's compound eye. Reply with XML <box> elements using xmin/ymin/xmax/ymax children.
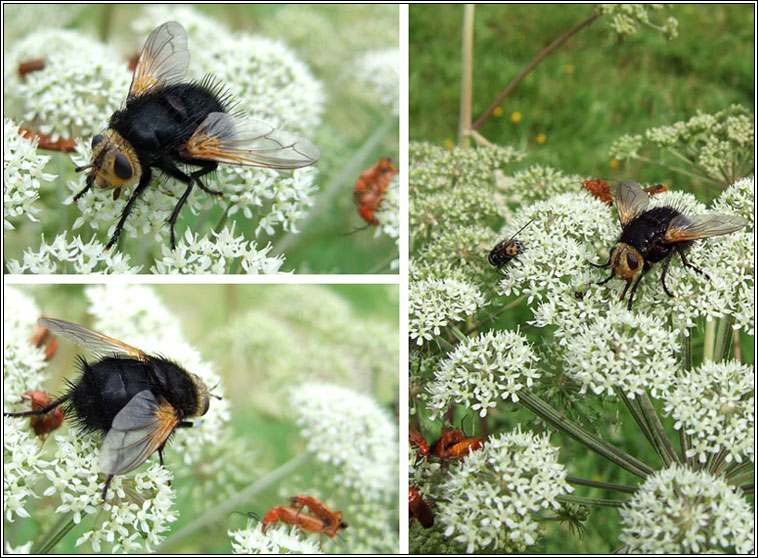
<box><xmin>113</xmin><ymin>153</ymin><xmax>133</xmax><ymax>180</ymax></box>
<box><xmin>91</xmin><ymin>134</ymin><xmax>104</xmax><ymax>149</ymax></box>
<box><xmin>626</xmin><ymin>252</ymin><xmax>639</xmax><ymax>270</ymax></box>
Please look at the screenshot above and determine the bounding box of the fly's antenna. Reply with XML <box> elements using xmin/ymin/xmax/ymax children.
<box><xmin>210</xmin><ymin>381</ymin><xmax>223</xmax><ymax>400</ymax></box>
<box><xmin>230</xmin><ymin>510</ymin><xmax>260</xmax><ymax>521</ymax></box>
<box><xmin>506</xmin><ymin>217</ymin><xmax>536</xmax><ymax>243</ymax></box>
<box><xmin>340</xmin><ymin>223</ymin><xmax>372</xmax><ymax>236</ymax></box>
<box><xmin>74</xmin><ymin>164</ymin><xmax>93</xmax><ymax>173</ymax></box>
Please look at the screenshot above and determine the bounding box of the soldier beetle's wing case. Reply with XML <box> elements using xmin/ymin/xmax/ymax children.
<box><xmin>183</xmin><ymin>112</ymin><xmax>321</xmax><ymax>170</ymax></box>
<box><xmin>99</xmin><ymin>390</ymin><xmax>180</xmax><ymax>475</ymax></box>
<box><xmin>128</xmin><ymin>21</ymin><xmax>190</xmax><ymax>100</ymax></box>
<box><xmin>665</xmin><ymin>213</ymin><xmax>748</xmax><ymax>242</ymax></box>
<box><xmin>38</xmin><ymin>318</ymin><xmax>147</xmax><ymax>361</ymax></box>
<box><xmin>614</xmin><ymin>180</ymin><xmax>649</xmax><ymax>225</ymax></box>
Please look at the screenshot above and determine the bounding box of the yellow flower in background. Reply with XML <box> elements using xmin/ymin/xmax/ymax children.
<box><xmin>444</xmin><ymin>138</ymin><xmax>455</xmax><ymax>150</ymax></box>
<box><xmin>510</xmin><ymin>111</ymin><xmax>522</xmax><ymax>123</ymax></box>
<box><xmin>536</xmin><ymin>133</ymin><xmax>547</xmax><ymax>144</ymax></box>
<box><xmin>493</xmin><ymin>106</ymin><xmax>504</xmax><ymax>117</ymax></box>
<box><xmin>610</xmin><ymin>158</ymin><xmax>620</xmax><ymax>169</ymax></box>
<box><xmin>563</xmin><ymin>64</ymin><xmax>574</xmax><ymax>74</ymax></box>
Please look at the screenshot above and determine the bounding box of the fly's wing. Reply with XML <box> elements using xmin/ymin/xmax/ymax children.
<box><xmin>614</xmin><ymin>180</ymin><xmax>649</xmax><ymax>225</ymax></box>
<box><xmin>99</xmin><ymin>390</ymin><xmax>180</xmax><ymax>475</ymax></box>
<box><xmin>128</xmin><ymin>21</ymin><xmax>190</xmax><ymax>100</ymax></box>
<box><xmin>183</xmin><ymin>112</ymin><xmax>320</xmax><ymax>170</ymax></box>
<box><xmin>38</xmin><ymin>318</ymin><xmax>147</xmax><ymax>361</ymax></box>
<box><xmin>665</xmin><ymin>213</ymin><xmax>748</xmax><ymax>242</ymax></box>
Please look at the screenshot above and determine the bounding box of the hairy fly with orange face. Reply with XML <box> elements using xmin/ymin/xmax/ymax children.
<box><xmin>592</xmin><ymin>180</ymin><xmax>747</xmax><ymax>309</ymax></box>
<box><xmin>4</xmin><ymin>317</ymin><xmax>216</xmax><ymax>501</ymax></box>
<box><xmin>74</xmin><ymin>21</ymin><xmax>320</xmax><ymax>250</ymax></box>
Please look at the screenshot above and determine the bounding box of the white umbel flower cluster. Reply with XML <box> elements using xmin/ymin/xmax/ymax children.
<box><xmin>5</xmin><ymin>232</ymin><xmax>141</xmax><ymax>274</ymax></box>
<box><xmin>43</xmin><ymin>429</ymin><xmax>177</xmax><ymax>553</ymax></box>
<box><xmin>436</xmin><ymin>429</ymin><xmax>571</xmax><ymax>554</ymax></box>
<box><xmin>3</xmin><ymin>118</ymin><xmax>55</xmax><ymax>230</ymax></box>
<box><xmin>149</xmin><ymin>225</ymin><xmax>285</xmax><ymax>274</ymax></box>
<box><xmin>3</xmin><ymin>287</ymin><xmax>51</xmax><ymax>522</ymax></box>
<box><xmin>4</xmin><ymin>29</ymin><xmax>129</xmax><ymax>141</ymax></box>
<box><xmin>427</xmin><ymin>329</ymin><xmax>540</xmax><ymax>418</ymax></box>
<box><xmin>352</xmin><ymin>49</ymin><xmax>400</xmax><ymax>116</ymax></box>
<box><xmin>229</xmin><ymin>521</ymin><xmax>321</xmax><ymax>555</ymax></box>
<box><xmin>561</xmin><ymin>309</ymin><xmax>680</xmax><ymax>399</ymax></box>
<box><xmin>410</xmin><ymin>278</ymin><xmax>487</xmax><ymax>345</ymax></box>
<box><xmin>290</xmin><ymin>383</ymin><xmax>395</xmax><ymax>500</ymax></box>
<box><xmin>289</xmin><ymin>382</ymin><xmax>398</xmax><ymax>553</ymax></box>
<box><xmin>664</xmin><ymin>360</ymin><xmax>754</xmax><ymax>465</ymax></box>
<box><xmin>618</xmin><ymin>465</ymin><xmax>754</xmax><ymax>554</ymax></box>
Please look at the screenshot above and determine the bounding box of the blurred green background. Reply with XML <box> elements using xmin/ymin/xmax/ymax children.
<box><xmin>410</xmin><ymin>4</ymin><xmax>753</xmax><ymax>200</ymax></box>
<box><xmin>3</xmin><ymin>4</ymin><xmax>399</xmax><ymax>273</ymax></box>
<box><xmin>5</xmin><ymin>284</ymin><xmax>398</xmax><ymax>553</ymax></box>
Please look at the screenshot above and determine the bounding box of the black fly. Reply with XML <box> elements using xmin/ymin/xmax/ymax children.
<box><xmin>73</xmin><ymin>21</ymin><xmax>320</xmax><ymax>250</ymax></box>
<box><xmin>4</xmin><ymin>317</ymin><xmax>217</xmax><ymax>501</ymax></box>
<box><xmin>592</xmin><ymin>180</ymin><xmax>747</xmax><ymax>309</ymax></box>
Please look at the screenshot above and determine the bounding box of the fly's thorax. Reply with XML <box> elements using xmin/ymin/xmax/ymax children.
<box><xmin>610</xmin><ymin>242</ymin><xmax>644</xmax><ymax>281</ymax></box>
<box><xmin>90</xmin><ymin>129</ymin><xmax>141</xmax><ymax>190</ymax></box>
<box><xmin>488</xmin><ymin>239</ymin><xmax>521</xmax><ymax>268</ymax></box>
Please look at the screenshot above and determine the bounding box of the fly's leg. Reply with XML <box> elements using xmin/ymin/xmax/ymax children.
<box><xmin>102</xmin><ymin>474</ymin><xmax>114</xmax><ymax>503</ymax></box>
<box><xmin>3</xmin><ymin>393</ymin><xmax>71</xmax><ymax>418</ymax></box>
<box><xmin>597</xmin><ymin>271</ymin><xmax>616</xmax><ymax>286</ymax></box>
<box><xmin>678</xmin><ymin>246</ymin><xmax>710</xmax><ymax>281</ymax></box>
<box><xmin>73</xmin><ymin>173</ymin><xmax>96</xmax><ymax>202</ymax></box>
<box><xmin>180</xmin><ymin>157</ymin><xmax>222</xmax><ymax>196</ymax></box>
<box><xmin>626</xmin><ymin>265</ymin><xmax>651</xmax><ymax>310</ymax></box>
<box><xmin>160</xmin><ymin>161</ymin><xmax>218</xmax><ymax>249</ymax></box>
<box><xmin>105</xmin><ymin>168</ymin><xmax>153</xmax><ymax>251</ymax></box>
<box><xmin>659</xmin><ymin>252</ymin><xmax>676</xmax><ymax>298</ymax></box>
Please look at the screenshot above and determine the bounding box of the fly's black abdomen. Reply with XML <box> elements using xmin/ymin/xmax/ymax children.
<box><xmin>619</xmin><ymin>207</ymin><xmax>683</xmax><ymax>263</ymax></box>
<box><xmin>110</xmin><ymin>83</ymin><xmax>227</xmax><ymax>163</ymax></box>
<box><xmin>68</xmin><ymin>356</ymin><xmax>153</xmax><ymax>433</ymax></box>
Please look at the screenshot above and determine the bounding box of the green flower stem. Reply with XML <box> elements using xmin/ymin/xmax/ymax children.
<box><xmin>518</xmin><ymin>390</ymin><xmax>653</xmax><ymax>478</ymax></box>
<box><xmin>739</xmin><ymin>482</ymin><xmax>754</xmax><ymax>495</ymax></box>
<box><xmin>213</xmin><ymin>204</ymin><xmax>231</xmax><ymax>234</ymax></box>
<box><xmin>678</xmin><ymin>327</ymin><xmax>692</xmax><ymax>463</ymax></box>
<box><xmin>663</xmin><ymin>147</ymin><xmax>721</xmax><ymax>184</ymax></box>
<box><xmin>272</xmin><ymin>117</ymin><xmax>395</xmax><ymax>256</ymax></box>
<box><xmin>702</xmin><ymin>318</ymin><xmax>716</xmax><ymax>362</ymax></box>
<box><xmin>557</xmin><ymin>494</ymin><xmax>626</xmax><ymax>509</ymax></box>
<box><xmin>566</xmin><ymin>476</ymin><xmax>638</xmax><ymax>495</ymax></box>
<box><xmin>724</xmin><ymin>460</ymin><xmax>753</xmax><ymax>482</ymax></box>
<box><xmin>366</xmin><ymin>253</ymin><xmax>397</xmax><ymax>274</ymax></box>
<box><xmin>449</xmin><ymin>324</ymin><xmax>469</xmax><ymax>344</ymax></box>
<box><xmin>434</xmin><ymin>335</ymin><xmax>456</xmax><ymax>353</ymax></box>
<box><xmin>468</xmin><ymin>129</ymin><xmax>494</xmax><ymax>147</ymax></box>
<box><xmin>730</xmin><ymin>473</ymin><xmax>754</xmax><ymax>487</ymax></box>
<box><xmin>732</xmin><ymin>329</ymin><xmax>742</xmax><ymax>363</ymax></box>
<box><xmin>639</xmin><ymin>391</ymin><xmax>680</xmax><ymax>465</ymax></box>
<box><xmin>466</xmin><ymin>295</ymin><xmax>527</xmax><ymax>334</ymax></box>
<box><xmin>709</xmin><ymin>447</ymin><xmax>729</xmax><ymax>477</ymax></box>
<box><xmin>618</xmin><ymin>389</ymin><xmax>663</xmax><ymax>464</ymax></box>
<box><xmin>156</xmin><ymin>452</ymin><xmax>310</xmax><ymax>552</ymax></box>
<box><xmin>713</xmin><ymin>314</ymin><xmax>735</xmax><ymax>363</ymax></box>
<box><xmin>457</xmin><ymin>4</ymin><xmax>474</xmax><ymax>149</ymax></box>
<box><xmin>630</xmin><ymin>153</ymin><xmax>716</xmax><ymax>184</ymax></box>
<box><xmin>32</xmin><ymin>511</ymin><xmax>76</xmax><ymax>554</ymax></box>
